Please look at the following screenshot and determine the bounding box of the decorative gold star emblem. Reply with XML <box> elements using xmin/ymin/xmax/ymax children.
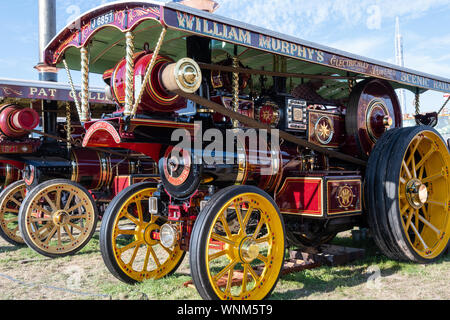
<box><xmin>314</xmin><ymin>116</ymin><xmax>334</xmax><ymax>145</ymax></box>
<box><xmin>318</xmin><ymin>122</ymin><xmax>331</xmax><ymax>139</ymax></box>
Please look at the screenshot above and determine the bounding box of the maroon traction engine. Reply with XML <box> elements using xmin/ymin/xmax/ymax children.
<box><xmin>0</xmin><ymin>80</ymin><xmax>157</xmax><ymax>257</ymax></box>
<box><xmin>42</xmin><ymin>1</ymin><xmax>450</xmax><ymax>300</ymax></box>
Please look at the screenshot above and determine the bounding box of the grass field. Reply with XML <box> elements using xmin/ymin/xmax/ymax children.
<box><xmin>0</xmin><ymin>229</ymin><xmax>448</xmax><ymax>300</ymax></box>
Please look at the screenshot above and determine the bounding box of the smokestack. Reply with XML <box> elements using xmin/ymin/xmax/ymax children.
<box><xmin>37</xmin><ymin>0</ymin><xmax>58</xmax><ymax>139</ymax></box>
<box><xmin>37</xmin><ymin>0</ymin><xmax>57</xmax><ymax>82</ymax></box>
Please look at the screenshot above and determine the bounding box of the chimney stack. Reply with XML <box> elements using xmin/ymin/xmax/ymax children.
<box><xmin>37</xmin><ymin>0</ymin><xmax>57</xmax><ymax>82</ymax></box>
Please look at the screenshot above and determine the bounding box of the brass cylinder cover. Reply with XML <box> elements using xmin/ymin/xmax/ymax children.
<box><xmin>161</xmin><ymin>58</ymin><xmax>202</xmax><ymax>94</ymax></box>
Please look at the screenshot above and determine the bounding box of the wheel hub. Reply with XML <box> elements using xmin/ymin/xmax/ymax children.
<box><xmin>239</xmin><ymin>237</ymin><xmax>260</xmax><ymax>263</ymax></box>
<box><xmin>53</xmin><ymin>211</ymin><xmax>69</xmax><ymax>226</ymax></box>
<box><xmin>142</xmin><ymin>223</ymin><xmax>159</xmax><ymax>246</ymax></box>
<box><xmin>406</xmin><ymin>179</ymin><xmax>428</xmax><ymax>209</ymax></box>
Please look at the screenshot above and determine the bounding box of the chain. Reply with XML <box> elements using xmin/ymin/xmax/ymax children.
<box><xmin>66</xmin><ymin>102</ymin><xmax>72</xmax><ymax>152</ymax></box>
<box><xmin>62</xmin><ymin>59</ymin><xmax>82</xmax><ymax>119</ymax></box>
<box><xmin>124</xmin><ymin>31</ymin><xmax>135</xmax><ymax>116</ymax></box>
<box><xmin>132</xmin><ymin>26</ymin><xmax>167</xmax><ymax>117</ymax></box>
<box><xmin>232</xmin><ymin>56</ymin><xmax>240</xmax><ymax>128</ymax></box>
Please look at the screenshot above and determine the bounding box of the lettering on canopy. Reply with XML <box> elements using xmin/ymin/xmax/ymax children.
<box><xmin>0</xmin><ymin>83</ymin><xmax>110</xmax><ymax>104</ymax></box>
<box><xmin>163</xmin><ymin>8</ymin><xmax>450</xmax><ymax>93</ymax></box>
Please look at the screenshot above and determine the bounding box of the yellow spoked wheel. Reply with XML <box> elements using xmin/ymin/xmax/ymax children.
<box><xmin>190</xmin><ymin>186</ymin><xmax>285</xmax><ymax>300</ymax></box>
<box><xmin>0</xmin><ymin>180</ymin><xmax>27</xmax><ymax>246</ymax></box>
<box><xmin>19</xmin><ymin>179</ymin><xmax>98</xmax><ymax>258</ymax></box>
<box><xmin>398</xmin><ymin>129</ymin><xmax>450</xmax><ymax>260</ymax></box>
<box><xmin>100</xmin><ymin>182</ymin><xmax>186</xmax><ymax>284</ymax></box>
<box><xmin>365</xmin><ymin>126</ymin><xmax>450</xmax><ymax>263</ymax></box>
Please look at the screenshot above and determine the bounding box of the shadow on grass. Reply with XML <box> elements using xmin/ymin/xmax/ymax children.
<box><xmin>0</xmin><ymin>244</ymin><xmax>26</xmax><ymax>254</ymax></box>
<box><xmin>271</xmin><ymin>237</ymin><xmax>404</xmax><ymax>300</ymax></box>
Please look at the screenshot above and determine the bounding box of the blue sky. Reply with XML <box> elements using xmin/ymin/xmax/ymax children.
<box><xmin>0</xmin><ymin>0</ymin><xmax>449</xmax><ymax>114</ymax></box>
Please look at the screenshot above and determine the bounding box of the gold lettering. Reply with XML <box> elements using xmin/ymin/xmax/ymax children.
<box><xmin>317</xmin><ymin>51</ymin><xmax>324</xmax><ymax>62</ymax></box>
<box><xmin>29</xmin><ymin>87</ymin><xmax>38</xmax><ymax>96</ymax></box>
<box><xmin>239</xmin><ymin>29</ymin><xmax>251</xmax><ymax>44</ymax></box>
<box><xmin>48</xmin><ymin>89</ymin><xmax>56</xmax><ymax>97</ymax></box>
<box><xmin>228</xmin><ymin>27</ymin><xmax>238</xmax><ymax>41</ymax></box>
<box><xmin>38</xmin><ymin>88</ymin><xmax>47</xmax><ymax>96</ymax></box>
<box><xmin>203</xmin><ymin>19</ymin><xmax>213</xmax><ymax>34</ymax></box>
<box><xmin>307</xmin><ymin>48</ymin><xmax>315</xmax><ymax>60</ymax></box>
<box><xmin>298</xmin><ymin>46</ymin><xmax>307</xmax><ymax>58</ymax></box>
<box><xmin>272</xmin><ymin>38</ymin><xmax>281</xmax><ymax>51</ymax></box>
<box><xmin>259</xmin><ymin>35</ymin><xmax>271</xmax><ymax>50</ymax></box>
<box><xmin>213</xmin><ymin>23</ymin><xmax>223</xmax><ymax>37</ymax></box>
<box><xmin>281</xmin><ymin>41</ymin><xmax>290</xmax><ymax>54</ymax></box>
<box><xmin>290</xmin><ymin>43</ymin><xmax>298</xmax><ymax>56</ymax></box>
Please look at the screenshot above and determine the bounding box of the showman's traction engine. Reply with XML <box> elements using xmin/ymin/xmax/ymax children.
<box><xmin>38</xmin><ymin>0</ymin><xmax>450</xmax><ymax>301</ymax></box>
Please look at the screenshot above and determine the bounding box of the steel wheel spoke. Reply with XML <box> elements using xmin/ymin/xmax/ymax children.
<box><xmin>43</xmin><ymin>226</ymin><xmax>58</xmax><ymax>245</ymax></box>
<box><xmin>252</xmin><ymin>216</ymin><xmax>265</xmax><ymax>240</ymax></box>
<box><xmin>422</xmin><ymin>172</ymin><xmax>444</xmax><ymax>184</ymax></box>
<box><xmin>118</xmin><ymin>240</ymin><xmax>141</xmax><ymax>254</ymax></box>
<box><xmin>211</xmin><ymin>233</ymin><xmax>234</xmax><ymax>245</ymax></box>
<box><xmin>255</xmin><ymin>235</ymin><xmax>270</xmax><ymax>244</ymax></box>
<box><xmin>44</xmin><ymin>195</ymin><xmax>57</xmax><ymax>212</ymax></box>
<box><xmin>142</xmin><ymin>246</ymin><xmax>152</xmax><ymax>272</ymax></box>
<box><xmin>66</xmin><ymin>202</ymin><xmax>83</xmax><ymax>214</ymax></box>
<box><xmin>415</xmin><ymin>149</ymin><xmax>435</xmax><ymax>170</ymax></box>
<box><xmin>402</xmin><ymin>160</ymin><xmax>413</xmax><ymax>180</ymax></box>
<box><xmin>234</xmin><ymin>202</ymin><xmax>245</xmax><ymax>234</ymax></box>
<box><xmin>213</xmin><ymin>260</ymin><xmax>236</xmax><ymax>282</ymax></box>
<box><xmin>64</xmin><ymin>193</ymin><xmax>75</xmax><ymax>211</ymax></box>
<box><xmin>149</xmin><ymin>246</ymin><xmax>161</xmax><ymax>268</ymax></box>
<box><xmin>242</xmin><ymin>205</ymin><xmax>254</xmax><ymax>230</ymax></box>
<box><xmin>417</xmin><ymin>214</ymin><xmax>442</xmax><ymax>237</ymax></box>
<box><xmin>63</xmin><ymin>225</ymin><xmax>76</xmax><ymax>242</ymax></box>
<box><xmin>219</xmin><ymin>214</ymin><xmax>232</xmax><ymax>238</ymax></box>
<box><xmin>117</xmin><ymin>229</ymin><xmax>137</xmax><ymax>236</ymax></box>
<box><xmin>208</xmin><ymin>250</ymin><xmax>227</xmax><ymax>262</ymax></box>
<box><xmin>410</xmin><ymin>222</ymin><xmax>429</xmax><ymax>252</ymax></box>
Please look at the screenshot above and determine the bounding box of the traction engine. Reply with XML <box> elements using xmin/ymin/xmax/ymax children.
<box><xmin>42</xmin><ymin>1</ymin><xmax>450</xmax><ymax>301</ymax></box>
<box><xmin>0</xmin><ymin>101</ymin><xmax>157</xmax><ymax>257</ymax></box>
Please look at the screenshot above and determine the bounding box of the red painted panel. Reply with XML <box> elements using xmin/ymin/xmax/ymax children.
<box><xmin>276</xmin><ymin>178</ymin><xmax>322</xmax><ymax>216</ymax></box>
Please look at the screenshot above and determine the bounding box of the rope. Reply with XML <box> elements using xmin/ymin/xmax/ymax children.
<box><xmin>124</xmin><ymin>31</ymin><xmax>135</xmax><ymax>116</ymax></box>
<box><xmin>80</xmin><ymin>46</ymin><xmax>91</xmax><ymax>123</ymax></box>
<box><xmin>62</xmin><ymin>59</ymin><xmax>82</xmax><ymax>119</ymax></box>
<box><xmin>131</xmin><ymin>26</ymin><xmax>167</xmax><ymax>117</ymax></box>
<box><xmin>438</xmin><ymin>95</ymin><xmax>450</xmax><ymax>115</ymax></box>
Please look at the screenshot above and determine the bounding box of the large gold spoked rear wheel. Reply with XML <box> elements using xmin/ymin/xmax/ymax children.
<box><xmin>18</xmin><ymin>179</ymin><xmax>98</xmax><ymax>258</ymax></box>
<box><xmin>100</xmin><ymin>182</ymin><xmax>186</xmax><ymax>284</ymax></box>
<box><xmin>366</xmin><ymin>126</ymin><xmax>450</xmax><ymax>263</ymax></box>
<box><xmin>190</xmin><ymin>185</ymin><xmax>285</xmax><ymax>300</ymax></box>
<box><xmin>0</xmin><ymin>180</ymin><xmax>27</xmax><ymax>246</ymax></box>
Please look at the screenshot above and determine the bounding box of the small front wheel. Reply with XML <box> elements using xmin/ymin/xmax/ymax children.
<box><xmin>190</xmin><ymin>185</ymin><xmax>286</xmax><ymax>300</ymax></box>
<box><xmin>100</xmin><ymin>182</ymin><xmax>186</xmax><ymax>284</ymax></box>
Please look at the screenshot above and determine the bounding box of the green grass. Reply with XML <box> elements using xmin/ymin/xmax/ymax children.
<box><xmin>0</xmin><ymin>230</ymin><xmax>448</xmax><ymax>300</ymax></box>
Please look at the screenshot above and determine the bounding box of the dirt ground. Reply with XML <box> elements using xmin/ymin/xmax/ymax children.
<box><xmin>0</xmin><ymin>229</ymin><xmax>448</xmax><ymax>301</ymax></box>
